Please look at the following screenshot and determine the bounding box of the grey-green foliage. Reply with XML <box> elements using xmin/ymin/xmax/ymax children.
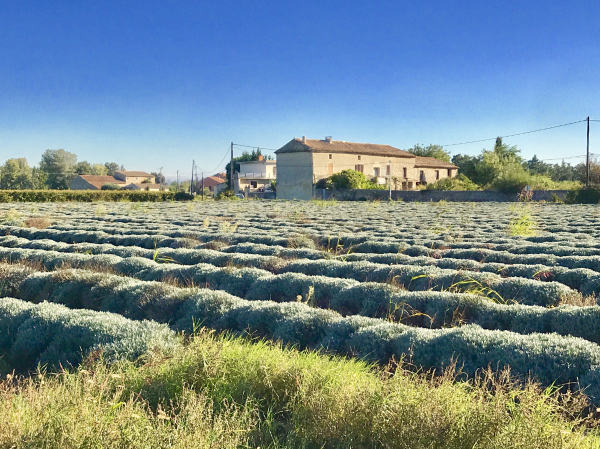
<box><xmin>0</xmin><ymin>235</ymin><xmax>584</xmax><ymax>306</ymax></box>
<box><xmin>0</xmin><ymin>297</ymin><xmax>178</xmax><ymax>373</ymax></box>
<box><xmin>1</xmin><ymin>250</ymin><xmax>600</xmax><ymax>346</ymax></box>
<box><xmin>3</xmin><ymin>265</ymin><xmax>600</xmax><ymax>401</ymax></box>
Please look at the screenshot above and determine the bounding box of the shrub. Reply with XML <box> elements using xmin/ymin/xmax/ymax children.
<box><xmin>565</xmin><ymin>187</ymin><xmax>600</xmax><ymax>204</ymax></box>
<box><xmin>0</xmin><ymin>190</ymin><xmax>193</xmax><ymax>202</ymax></box>
<box><xmin>0</xmin><ymin>297</ymin><xmax>178</xmax><ymax>373</ymax></box>
<box><xmin>329</xmin><ymin>170</ymin><xmax>367</xmax><ymax>189</ymax></box>
<box><xmin>425</xmin><ymin>174</ymin><xmax>479</xmax><ymax>191</ymax></box>
<box><xmin>100</xmin><ymin>183</ymin><xmax>121</xmax><ymax>190</ymax></box>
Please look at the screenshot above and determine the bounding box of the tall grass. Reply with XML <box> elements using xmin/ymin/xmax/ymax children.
<box><xmin>0</xmin><ymin>331</ymin><xmax>597</xmax><ymax>449</ymax></box>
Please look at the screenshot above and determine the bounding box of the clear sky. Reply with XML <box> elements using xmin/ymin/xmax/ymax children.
<box><xmin>1</xmin><ymin>0</ymin><xmax>599</xmax><ymax>177</ymax></box>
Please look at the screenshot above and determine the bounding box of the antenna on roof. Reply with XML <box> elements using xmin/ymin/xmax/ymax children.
<box><xmin>325</xmin><ymin>136</ymin><xmax>332</xmax><ymax>143</ymax></box>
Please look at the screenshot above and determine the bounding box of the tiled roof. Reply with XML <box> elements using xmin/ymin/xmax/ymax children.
<box><xmin>115</xmin><ymin>170</ymin><xmax>153</xmax><ymax>177</ymax></box>
<box><xmin>275</xmin><ymin>138</ymin><xmax>415</xmax><ymax>158</ymax></box>
<box><xmin>415</xmin><ymin>156</ymin><xmax>458</xmax><ymax>169</ymax></box>
<box><xmin>203</xmin><ymin>176</ymin><xmax>227</xmax><ymax>188</ymax></box>
<box><xmin>79</xmin><ymin>175</ymin><xmax>125</xmax><ymax>189</ymax></box>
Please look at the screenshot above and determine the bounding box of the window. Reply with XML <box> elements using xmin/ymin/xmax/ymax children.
<box><xmin>354</xmin><ymin>164</ymin><xmax>364</xmax><ymax>173</ymax></box>
<box><xmin>403</xmin><ymin>167</ymin><xmax>407</xmax><ymax>178</ymax></box>
<box><xmin>386</xmin><ymin>165</ymin><xmax>391</xmax><ymax>176</ymax></box>
<box><xmin>358</xmin><ymin>155</ymin><xmax>361</xmax><ymax>161</ymax></box>
<box><xmin>447</xmin><ymin>168</ymin><xmax>452</xmax><ymax>177</ymax></box>
<box><xmin>373</xmin><ymin>167</ymin><xmax>380</xmax><ymax>177</ymax></box>
<box><xmin>250</xmin><ymin>181</ymin><xmax>257</xmax><ymax>188</ymax></box>
<box><xmin>329</xmin><ymin>154</ymin><xmax>332</xmax><ymax>159</ymax></box>
<box><xmin>436</xmin><ymin>170</ymin><xmax>440</xmax><ymax>180</ymax></box>
<box><xmin>328</xmin><ymin>163</ymin><xmax>333</xmax><ymax>175</ymax></box>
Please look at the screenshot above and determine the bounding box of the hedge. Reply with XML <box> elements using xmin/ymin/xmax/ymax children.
<box><xmin>0</xmin><ymin>190</ymin><xmax>193</xmax><ymax>202</ymax></box>
<box><xmin>2</xmin><ymin>266</ymin><xmax>600</xmax><ymax>400</ymax></box>
<box><xmin>0</xmin><ymin>297</ymin><xmax>178</xmax><ymax>373</ymax></box>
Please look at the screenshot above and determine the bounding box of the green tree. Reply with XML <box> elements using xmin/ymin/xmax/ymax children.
<box><xmin>104</xmin><ymin>162</ymin><xmax>120</xmax><ymax>176</ymax></box>
<box><xmin>471</xmin><ymin>138</ymin><xmax>524</xmax><ymax>186</ymax></box>
<box><xmin>0</xmin><ymin>158</ymin><xmax>34</xmax><ymax>189</ymax></box>
<box><xmin>91</xmin><ymin>163</ymin><xmax>108</xmax><ymax>175</ymax></box>
<box><xmin>75</xmin><ymin>161</ymin><xmax>93</xmax><ymax>175</ymax></box>
<box><xmin>526</xmin><ymin>155</ymin><xmax>551</xmax><ymax>176</ymax></box>
<box><xmin>39</xmin><ymin>149</ymin><xmax>77</xmax><ymax>189</ymax></box>
<box><xmin>548</xmin><ymin>161</ymin><xmax>577</xmax><ymax>181</ymax></box>
<box><xmin>451</xmin><ymin>154</ymin><xmax>479</xmax><ymax>180</ymax></box>
<box><xmin>408</xmin><ymin>144</ymin><xmax>451</xmax><ymax>162</ymax></box>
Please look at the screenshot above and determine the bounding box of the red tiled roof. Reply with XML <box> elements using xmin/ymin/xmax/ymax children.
<box><xmin>78</xmin><ymin>175</ymin><xmax>125</xmax><ymax>189</ymax></box>
<box><xmin>115</xmin><ymin>170</ymin><xmax>153</xmax><ymax>177</ymax></box>
<box><xmin>203</xmin><ymin>176</ymin><xmax>227</xmax><ymax>188</ymax></box>
<box><xmin>276</xmin><ymin>138</ymin><xmax>415</xmax><ymax>158</ymax></box>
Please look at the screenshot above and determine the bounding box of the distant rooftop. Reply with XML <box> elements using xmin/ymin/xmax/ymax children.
<box><xmin>115</xmin><ymin>170</ymin><xmax>153</xmax><ymax>177</ymax></box>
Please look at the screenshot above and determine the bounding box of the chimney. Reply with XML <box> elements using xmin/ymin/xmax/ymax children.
<box><xmin>302</xmin><ymin>136</ymin><xmax>306</xmax><ymax>143</ymax></box>
<box><xmin>258</xmin><ymin>154</ymin><xmax>264</xmax><ymax>161</ymax></box>
<box><xmin>325</xmin><ymin>136</ymin><xmax>332</xmax><ymax>143</ymax></box>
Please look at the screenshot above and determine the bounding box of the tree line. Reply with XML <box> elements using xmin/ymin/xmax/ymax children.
<box><xmin>408</xmin><ymin>139</ymin><xmax>595</xmax><ymax>191</ymax></box>
<box><xmin>0</xmin><ymin>149</ymin><xmax>162</xmax><ymax>190</ymax></box>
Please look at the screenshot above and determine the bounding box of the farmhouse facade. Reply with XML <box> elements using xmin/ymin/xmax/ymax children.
<box><xmin>275</xmin><ymin>137</ymin><xmax>457</xmax><ymax>200</ymax></box>
<box><xmin>70</xmin><ymin>170</ymin><xmax>161</xmax><ymax>191</ymax></box>
<box><xmin>234</xmin><ymin>156</ymin><xmax>276</xmax><ymax>194</ymax></box>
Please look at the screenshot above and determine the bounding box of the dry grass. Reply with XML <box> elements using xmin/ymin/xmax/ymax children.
<box><xmin>24</xmin><ymin>216</ymin><xmax>53</xmax><ymax>229</ymax></box>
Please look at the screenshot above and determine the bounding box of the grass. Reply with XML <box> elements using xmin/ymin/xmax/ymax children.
<box><xmin>0</xmin><ymin>330</ymin><xmax>598</xmax><ymax>449</ymax></box>
<box><xmin>507</xmin><ymin>204</ymin><xmax>538</xmax><ymax>237</ymax></box>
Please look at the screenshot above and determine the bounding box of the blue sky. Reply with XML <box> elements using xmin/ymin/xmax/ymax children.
<box><xmin>1</xmin><ymin>1</ymin><xmax>599</xmax><ymax>177</ymax></box>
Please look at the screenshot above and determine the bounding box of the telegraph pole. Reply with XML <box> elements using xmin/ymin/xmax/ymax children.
<box><xmin>176</xmin><ymin>170</ymin><xmax>179</xmax><ymax>192</ymax></box>
<box><xmin>201</xmin><ymin>172</ymin><xmax>204</xmax><ymax>199</ymax></box>
<box><xmin>230</xmin><ymin>142</ymin><xmax>234</xmax><ymax>192</ymax></box>
<box><xmin>586</xmin><ymin>116</ymin><xmax>590</xmax><ymax>187</ymax></box>
<box><xmin>190</xmin><ymin>160</ymin><xmax>195</xmax><ymax>195</ymax></box>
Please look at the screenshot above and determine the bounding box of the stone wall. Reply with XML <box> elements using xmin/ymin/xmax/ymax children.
<box><xmin>313</xmin><ymin>188</ymin><xmax>570</xmax><ymax>202</ymax></box>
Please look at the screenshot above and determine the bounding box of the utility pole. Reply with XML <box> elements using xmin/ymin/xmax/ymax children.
<box><xmin>201</xmin><ymin>172</ymin><xmax>204</xmax><ymax>199</ymax></box>
<box><xmin>230</xmin><ymin>142</ymin><xmax>234</xmax><ymax>193</ymax></box>
<box><xmin>586</xmin><ymin>116</ymin><xmax>590</xmax><ymax>187</ymax></box>
<box><xmin>190</xmin><ymin>160</ymin><xmax>195</xmax><ymax>195</ymax></box>
<box><xmin>176</xmin><ymin>170</ymin><xmax>179</xmax><ymax>192</ymax></box>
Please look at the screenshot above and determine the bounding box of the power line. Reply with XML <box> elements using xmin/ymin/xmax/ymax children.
<box><xmin>203</xmin><ymin>147</ymin><xmax>231</xmax><ymax>174</ymax></box>
<box><xmin>441</xmin><ymin>119</ymin><xmax>587</xmax><ymax>147</ymax></box>
<box><xmin>232</xmin><ymin>143</ymin><xmax>278</xmax><ymax>152</ymax></box>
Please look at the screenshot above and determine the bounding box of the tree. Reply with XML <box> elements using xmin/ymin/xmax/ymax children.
<box><xmin>0</xmin><ymin>158</ymin><xmax>34</xmax><ymax>189</ymax></box>
<box><xmin>75</xmin><ymin>161</ymin><xmax>93</xmax><ymax>175</ymax></box>
<box><xmin>470</xmin><ymin>137</ymin><xmax>524</xmax><ymax>186</ymax></box>
<box><xmin>575</xmin><ymin>158</ymin><xmax>600</xmax><ymax>185</ymax></box>
<box><xmin>408</xmin><ymin>144</ymin><xmax>451</xmax><ymax>162</ymax></box>
<box><xmin>104</xmin><ymin>162</ymin><xmax>120</xmax><ymax>176</ymax></box>
<box><xmin>526</xmin><ymin>155</ymin><xmax>551</xmax><ymax>176</ymax></box>
<box><xmin>151</xmin><ymin>171</ymin><xmax>165</xmax><ymax>185</ymax></box>
<box><xmin>548</xmin><ymin>161</ymin><xmax>577</xmax><ymax>182</ymax></box>
<box><xmin>451</xmin><ymin>154</ymin><xmax>479</xmax><ymax>181</ymax></box>
<box><xmin>91</xmin><ymin>163</ymin><xmax>108</xmax><ymax>175</ymax></box>
<box><xmin>39</xmin><ymin>149</ymin><xmax>77</xmax><ymax>189</ymax></box>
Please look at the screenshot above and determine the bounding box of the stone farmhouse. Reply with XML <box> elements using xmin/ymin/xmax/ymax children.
<box><xmin>275</xmin><ymin>137</ymin><xmax>457</xmax><ymax>200</ymax></box>
<box><xmin>70</xmin><ymin>170</ymin><xmax>161</xmax><ymax>191</ymax></box>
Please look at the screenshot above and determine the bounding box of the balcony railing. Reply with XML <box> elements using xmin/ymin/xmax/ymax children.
<box><xmin>236</xmin><ymin>172</ymin><xmax>275</xmax><ymax>180</ymax></box>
